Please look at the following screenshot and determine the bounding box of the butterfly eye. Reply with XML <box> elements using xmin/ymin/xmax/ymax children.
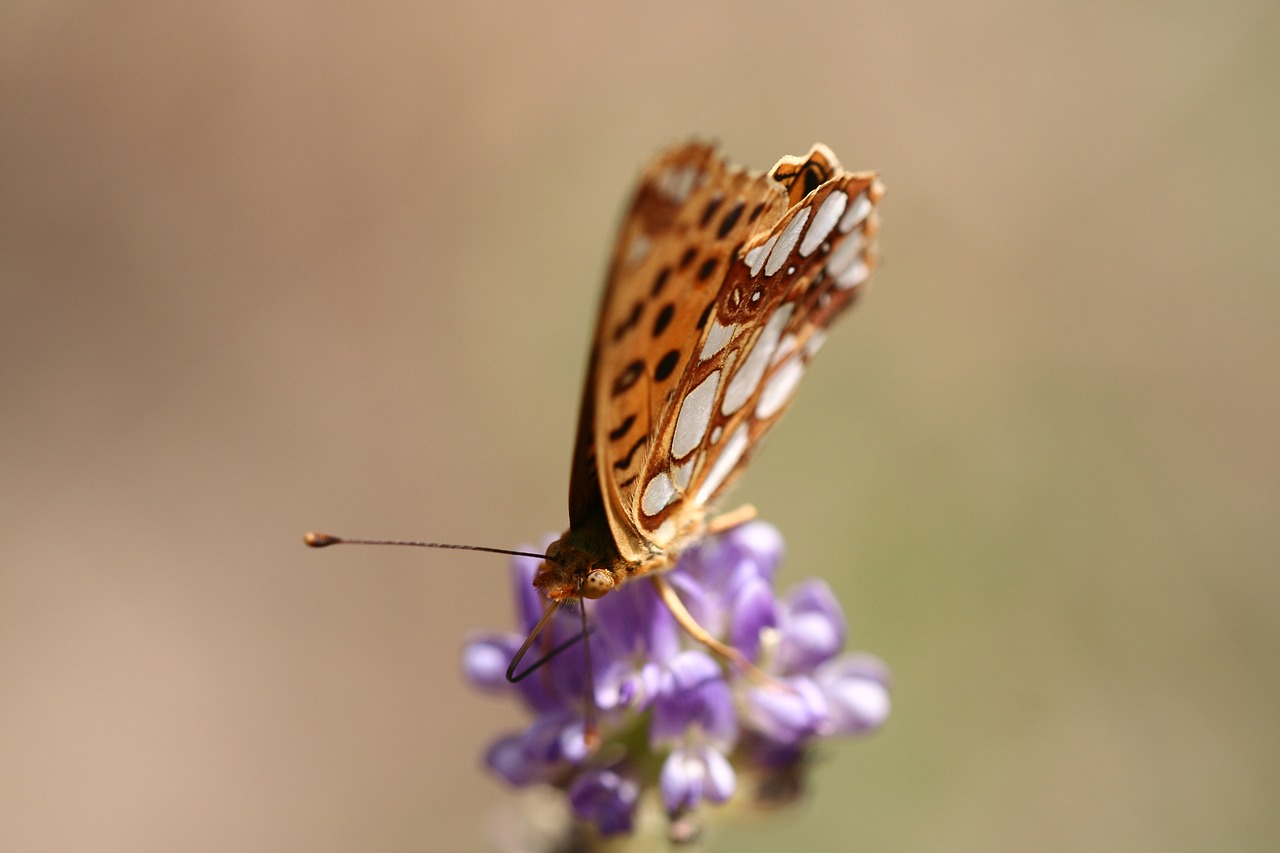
<box><xmin>581</xmin><ymin>569</ymin><xmax>616</xmax><ymax>600</ymax></box>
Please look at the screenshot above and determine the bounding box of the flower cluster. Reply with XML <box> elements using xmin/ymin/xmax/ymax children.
<box><xmin>462</xmin><ymin>522</ymin><xmax>890</xmax><ymax>839</ymax></box>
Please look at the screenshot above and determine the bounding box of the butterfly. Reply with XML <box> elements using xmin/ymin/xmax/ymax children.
<box><xmin>308</xmin><ymin>141</ymin><xmax>882</xmax><ymax>730</ymax></box>
<box><xmin>520</xmin><ymin>142</ymin><xmax>882</xmax><ymax>681</ymax></box>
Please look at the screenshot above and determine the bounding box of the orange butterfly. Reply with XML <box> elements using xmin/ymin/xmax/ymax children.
<box><xmin>529</xmin><ymin>142</ymin><xmax>880</xmax><ymax>657</ymax></box>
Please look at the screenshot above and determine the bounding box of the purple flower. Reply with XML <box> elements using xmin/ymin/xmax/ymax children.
<box><xmin>660</xmin><ymin>744</ymin><xmax>735</xmax><ymax>815</ymax></box>
<box><xmin>650</xmin><ymin>651</ymin><xmax>736</xmax><ymax>747</ymax></box>
<box><xmin>816</xmin><ymin>654</ymin><xmax>893</xmax><ymax>735</ymax></box>
<box><xmin>741</xmin><ymin>675</ymin><xmax>829</xmax><ymax>745</ymax></box>
<box><xmin>568</xmin><ymin>767</ymin><xmax>640</xmax><ymax>836</ymax></box>
<box><xmin>775</xmin><ymin>580</ymin><xmax>846</xmax><ymax>675</ymax></box>
<box><xmin>461</xmin><ymin>521</ymin><xmax>891</xmax><ymax>839</ymax></box>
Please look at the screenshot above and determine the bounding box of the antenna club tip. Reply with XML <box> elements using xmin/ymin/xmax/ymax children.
<box><xmin>304</xmin><ymin>532</ymin><xmax>340</xmax><ymax>548</ymax></box>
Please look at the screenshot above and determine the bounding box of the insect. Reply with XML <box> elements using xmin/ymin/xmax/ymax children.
<box><xmin>308</xmin><ymin>141</ymin><xmax>882</xmax><ymax>735</ymax></box>
<box><xmin>532</xmin><ymin>140</ymin><xmax>881</xmax><ymax>635</ymax></box>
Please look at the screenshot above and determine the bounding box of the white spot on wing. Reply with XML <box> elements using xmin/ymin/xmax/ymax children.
<box><xmin>671</xmin><ymin>371</ymin><xmax>720</xmax><ymax>459</ymax></box>
<box><xmin>772</xmin><ymin>333</ymin><xmax>797</xmax><ymax>367</ymax></box>
<box><xmin>838</xmin><ymin>190</ymin><xmax>872</xmax><ymax>233</ymax></box>
<box><xmin>800</xmin><ymin>191</ymin><xmax>847</xmax><ymax>257</ymax></box>
<box><xmin>710</xmin><ymin>425</ymin><xmax>722</xmax><ymax>444</ymax></box>
<box><xmin>755</xmin><ymin>358</ymin><xmax>806</xmax><ymax>419</ymax></box>
<box><xmin>765</xmin><ymin>208</ymin><xmax>810</xmax><ymax>277</ymax></box>
<box><xmin>656</xmin><ymin>165</ymin><xmax>700</xmax><ymax>203</ymax></box>
<box><xmin>700</xmin><ymin>319</ymin><xmax>735</xmax><ymax>362</ymax></box>
<box><xmin>826</xmin><ymin>226</ymin><xmax>864</xmax><ymax>280</ymax></box>
<box><xmin>626</xmin><ymin>233</ymin><xmax>651</xmax><ymax>266</ymax></box>
<box><xmin>673</xmin><ymin>458</ymin><xmax>694</xmax><ymax>490</ymax></box>
<box><xmin>721</xmin><ymin>304</ymin><xmax>795</xmax><ymax>416</ymax></box>
<box><xmin>696</xmin><ymin>423</ymin><xmax>749</xmax><ymax>504</ymax></box>
<box><xmin>835</xmin><ymin>258</ymin><xmax>871</xmax><ymax>289</ymax></box>
<box><xmin>641</xmin><ymin>471</ymin><xmax>677</xmax><ymax>517</ymax></box>
<box><xmin>803</xmin><ymin>329</ymin><xmax>827</xmax><ymax>358</ymax></box>
<box><xmin>748</xmin><ymin>235</ymin><xmax>778</xmax><ymax>277</ymax></box>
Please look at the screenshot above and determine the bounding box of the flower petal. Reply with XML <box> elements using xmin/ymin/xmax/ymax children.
<box><xmin>776</xmin><ymin>579</ymin><xmax>846</xmax><ymax>674</ymax></box>
<box><xmin>668</xmin><ymin>569</ymin><xmax>720</xmax><ymax>638</ymax></box>
<box><xmin>568</xmin><ymin>767</ymin><xmax>640</xmax><ymax>836</ymax></box>
<box><xmin>522</xmin><ymin>711</ymin><xmax>576</xmax><ymax>763</ymax></box>
<box><xmin>815</xmin><ymin>654</ymin><xmax>892</xmax><ymax>735</ymax></box>
<box><xmin>595</xmin><ymin>575</ymin><xmax>680</xmax><ymax>663</ymax></box>
<box><xmin>701</xmin><ymin>746</ymin><xmax>736</xmax><ymax>804</ymax></box>
<box><xmin>728</xmin><ymin>575</ymin><xmax>778</xmax><ymax>662</ymax></box>
<box><xmin>741</xmin><ymin>676</ymin><xmax>828</xmax><ymax>745</ymax></box>
<box><xmin>660</xmin><ymin>745</ymin><xmax>737</xmax><ymax>815</ymax></box>
<box><xmin>659</xmin><ymin>748</ymin><xmax>700</xmax><ymax>814</ymax></box>
<box><xmin>651</xmin><ymin>651</ymin><xmax>737</xmax><ymax>747</ymax></box>
<box><xmin>485</xmin><ymin>714</ymin><xmax>585</xmax><ymax>787</ymax></box>
<box><xmin>461</xmin><ymin>632</ymin><xmax>520</xmax><ymax>690</ymax></box>
<box><xmin>718</xmin><ymin>521</ymin><xmax>785</xmax><ymax>580</ymax></box>
<box><xmin>485</xmin><ymin>733</ymin><xmax>541</xmax><ymax>786</ymax></box>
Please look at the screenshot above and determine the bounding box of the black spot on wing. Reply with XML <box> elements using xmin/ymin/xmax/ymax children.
<box><xmin>654</xmin><ymin>349</ymin><xmax>680</xmax><ymax>382</ymax></box>
<box><xmin>697</xmin><ymin>257</ymin><xmax>718</xmax><ymax>283</ymax></box>
<box><xmin>614</xmin><ymin>435</ymin><xmax>647</xmax><ymax>471</ymax></box>
<box><xmin>611</xmin><ymin>300</ymin><xmax>643</xmax><ymax>342</ymax></box>
<box><xmin>717</xmin><ymin>201</ymin><xmax>744</xmax><ymax>238</ymax></box>
<box><xmin>679</xmin><ymin>247</ymin><xmax>697</xmax><ymax>270</ymax></box>
<box><xmin>801</xmin><ymin>162</ymin><xmax>826</xmax><ymax>197</ymax></box>
<box><xmin>612</xmin><ymin>360</ymin><xmax>644</xmax><ymax>396</ymax></box>
<box><xmin>609</xmin><ymin>414</ymin><xmax>636</xmax><ymax>442</ymax></box>
<box><xmin>652</xmin><ymin>303</ymin><xmax>674</xmax><ymax>337</ymax></box>
<box><xmin>700</xmin><ymin>196</ymin><xmax>723</xmax><ymax>228</ymax></box>
<box><xmin>651</xmin><ymin>267</ymin><xmax>671</xmax><ymax>297</ymax></box>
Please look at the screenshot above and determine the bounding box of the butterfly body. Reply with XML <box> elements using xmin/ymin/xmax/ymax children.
<box><xmin>534</xmin><ymin>142</ymin><xmax>883</xmax><ymax>608</ymax></box>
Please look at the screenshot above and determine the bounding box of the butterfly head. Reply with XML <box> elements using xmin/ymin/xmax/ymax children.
<box><xmin>537</xmin><ymin>534</ymin><xmax>624</xmax><ymax>602</ymax></box>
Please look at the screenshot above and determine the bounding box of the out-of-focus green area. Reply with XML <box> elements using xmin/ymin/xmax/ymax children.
<box><xmin>2</xmin><ymin>2</ymin><xmax>1276</xmax><ymax>850</ymax></box>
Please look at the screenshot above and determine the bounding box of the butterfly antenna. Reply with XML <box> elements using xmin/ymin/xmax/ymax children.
<box><xmin>304</xmin><ymin>532</ymin><xmax>551</xmax><ymax>562</ymax></box>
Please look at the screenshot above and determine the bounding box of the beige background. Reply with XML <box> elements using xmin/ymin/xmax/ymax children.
<box><xmin>2</xmin><ymin>1</ymin><xmax>1277</xmax><ymax>851</ymax></box>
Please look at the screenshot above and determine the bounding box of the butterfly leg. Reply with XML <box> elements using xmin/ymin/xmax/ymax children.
<box><xmin>650</xmin><ymin>573</ymin><xmax>777</xmax><ymax>689</ymax></box>
<box><xmin>706</xmin><ymin>503</ymin><xmax>757</xmax><ymax>535</ymax></box>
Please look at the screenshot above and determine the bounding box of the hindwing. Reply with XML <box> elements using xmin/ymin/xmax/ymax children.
<box><xmin>567</xmin><ymin>142</ymin><xmax>883</xmax><ymax>564</ymax></box>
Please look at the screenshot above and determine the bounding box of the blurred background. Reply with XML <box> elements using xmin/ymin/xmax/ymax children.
<box><xmin>2</xmin><ymin>1</ymin><xmax>1277</xmax><ymax>850</ymax></box>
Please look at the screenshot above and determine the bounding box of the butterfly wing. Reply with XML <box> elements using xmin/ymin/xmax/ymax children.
<box><xmin>570</xmin><ymin>142</ymin><xmax>883</xmax><ymax>564</ymax></box>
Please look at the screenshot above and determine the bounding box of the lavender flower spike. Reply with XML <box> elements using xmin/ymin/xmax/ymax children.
<box><xmin>462</xmin><ymin>521</ymin><xmax>891</xmax><ymax>842</ymax></box>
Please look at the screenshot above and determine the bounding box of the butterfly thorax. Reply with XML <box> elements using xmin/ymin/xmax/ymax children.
<box><xmin>536</xmin><ymin>523</ymin><xmax>671</xmax><ymax>603</ymax></box>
